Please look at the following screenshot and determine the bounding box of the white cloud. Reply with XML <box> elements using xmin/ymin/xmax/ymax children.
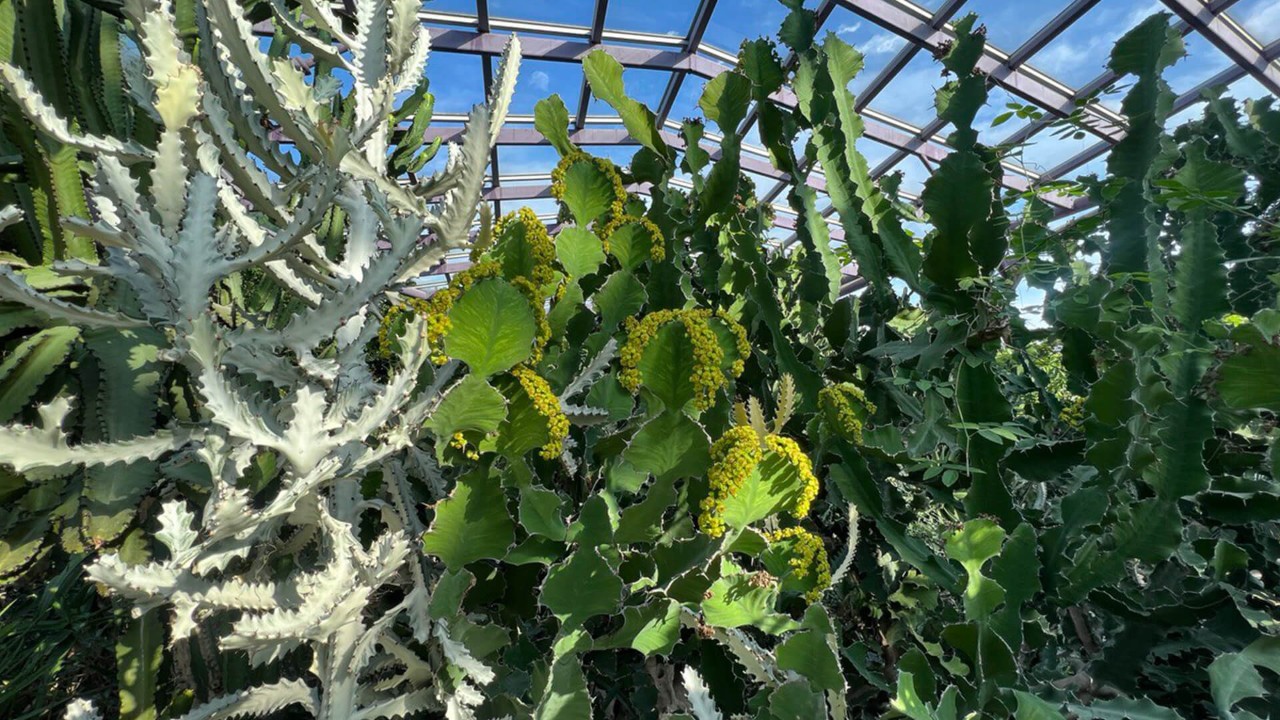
<box><xmin>863</xmin><ymin>32</ymin><xmax>901</xmax><ymax>56</ymax></box>
<box><xmin>529</xmin><ymin>70</ymin><xmax>550</xmax><ymax>92</ymax></box>
<box><xmin>836</xmin><ymin>22</ymin><xmax>861</xmax><ymax>36</ymax></box>
<box><xmin>1240</xmin><ymin>2</ymin><xmax>1280</xmax><ymax>39</ymax></box>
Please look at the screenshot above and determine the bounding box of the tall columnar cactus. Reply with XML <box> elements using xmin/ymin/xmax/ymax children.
<box><xmin>0</xmin><ymin>0</ymin><xmax>519</xmax><ymax>716</ymax></box>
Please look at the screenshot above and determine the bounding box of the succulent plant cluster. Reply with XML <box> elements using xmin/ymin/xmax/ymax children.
<box><xmin>1</xmin><ymin>0</ymin><xmax>1279</xmax><ymax>718</ymax></box>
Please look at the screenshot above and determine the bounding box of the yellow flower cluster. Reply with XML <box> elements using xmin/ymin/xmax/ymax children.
<box><xmin>765</xmin><ymin>435</ymin><xmax>819</xmax><ymax>519</ymax></box>
<box><xmin>698</xmin><ymin>426</ymin><xmax>762</xmax><ymax>538</ymax></box>
<box><xmin>511</xmin><ymin>276</ymin><xmax>551</xmax><ymax>364</ymax></box>
<box><xmin>619</xmin><ymin>309</ymin><xmax>747</xmax><ymax>410</ymax></box>
<box><xmin>1059</xmin><ymin>394</ymin><xmax>1086</xmax><ymax>430</ymax></box>
<box><xmin>818</xmin><ymin>383</ymin><xmax>877</xmax><ymax>445</ymax></box>
<box><xmin>420</xmin><ymin>261</ymin><xmax>502</xmax><ymax>364</ymax></box>
<box><xmin>449</xmin><ymin>431</ymin><xmax>480</xmax><ymax>461</ymax></box>
<box><xmin>763</xmin><ymin>526</ymin><xmax>831</xmax><ymax>604</ymax></box>
<box><xmin>599</xmin><ymin>214</ymin><xmax>667</xmax><ymax>263</ymax></box>
<box><xmin>376</xmin><ymin>297</ymin><xmax>431</xmax><ymax>359</ymax></box>
<box><xmin>512</xmin><ymin>365</ymin><xmax>569</xmax><ymax>459</ymax></box>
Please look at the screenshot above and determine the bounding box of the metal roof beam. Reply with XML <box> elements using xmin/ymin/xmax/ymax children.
<box><xmin>1160</xmin><ymin>0</ymin><xmax>1280</xmax><ymax>97</ymax></box>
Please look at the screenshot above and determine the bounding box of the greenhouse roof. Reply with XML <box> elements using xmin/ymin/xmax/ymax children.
<box><xmin>413</xmin><ymin>0</ymin><xmax>1280</xmax><ymax>290</ymax></box>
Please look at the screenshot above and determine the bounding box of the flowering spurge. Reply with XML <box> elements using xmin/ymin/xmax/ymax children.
<box><xmin>0</xmin><ymin>0</ymin><xmax>519</xmax><ymax>716</ymax></box>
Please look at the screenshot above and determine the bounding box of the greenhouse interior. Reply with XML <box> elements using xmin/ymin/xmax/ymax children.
<box><xmin>1</xmin><ymin>0</ymin><xmax>1279</xmax><ymax>717</ymax></box>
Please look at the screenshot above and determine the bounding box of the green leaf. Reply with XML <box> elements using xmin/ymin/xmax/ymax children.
<box><xmin>766</xmin><ymin>680</ymin><xmax>826</xmax><ymax>719</ymax></box>
<box><xmin>608</xmin><ymin>222</ymin><xmax>657</xmax><ymax>271</ymax></box>
<box><xmin>534</xmin><ymin>95</ymin><xmax>575</xmax><ymax>156</ymax></box>
<box><xmin>581</xmin><ymin>51</ymin><xmax>671</xmax><ymax>164</ymax></box>
<box><xmin>0</xmin><ymin>326</ymin><xmax>80</xmax><ymax>423</ymax></box>
<box><xmin>561</xmin><ymin>160</ymin><xmax>616</xmax><ymax>226</ymax></box>
<box><xmin>636</xmin><ymin>320</ymin><xmax>698</xmax><ymax>411</ymax></box>
<box><xmin>541</xmin><ymin>547</ymin><xmax>624</xmax><ymax>628</ymax></box>
<box><xmin>945</xmin><ymin>520</ymin><xmax>1006</xmax><ymax>620</ymax></box>
<box><xmin>719</xmin><ymin>448</ymin><xmax>811</xmax><ymax>533</ymax></box>
<box><xmin>775</xmin><ymin>606</ymin><xmax>844</xmax><ymax>691</ymax></box>
<box><xmin>701</xmin><ymin>563</ymin><xmax>798</xmax><ymax>634</ymax></box>
<box><xmin>595</xmin><ymin>599</ymin><xmax>680</xmax><ymax>656</ymax></box>
<box><xmin>1218</xmin><ymin>341</ymin><xmax>1280</xmax><ymax>411</ymax></box>
<box><xmin>699</xmin><ymin>71</ymin><xmax>751</xmax><ymax>132</ymax></box>
<box><xmin>535</xmin><ymin>655</ymin><xmax>592</xmax><ymax>720</ymax></box>
<box><xmin>622</xmin><ymin>411</ymin><xmax>710</xmax><ymax>482</ymax></box>
<box><xmin>595</xmin><ymin>269</ymin><xmax>647</xmax><ymax>331</ymax></box>
<box><xmin>444</xmin><ymin>279</ymin><xmax>537</xmax><ymax>376</ymax></box>
<box><xmin>520</xmin><ymin>486</ymin><xmax>568</xmax><ymax>541</ymax></box>
<box><xmin>427</xmin><ymin>376</ymin><xmax>508</xmax><ymax>440</ymax></box>
<box><xmin>422</xmin><ymin>470</ymin><xmax>515</xmax><ymax>571</ymax></box>
<box><xmin>556</xmin><ymin>226</ymin><xmax>606</xmax><ymax>278</ymax></box>
<box><xmin>1209</xmin><ymin>652</ymin><xmax>1264</xmax><ymax>717</ymax></box>
<box><xmin>1066</xmin><ymin>697</ymin><xmax>1185</xmax><ymax>720</ymax></box>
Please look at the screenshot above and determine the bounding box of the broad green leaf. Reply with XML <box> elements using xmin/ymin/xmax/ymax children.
<box><xmin>766</xmin><ymin>680</ymin><xmax>825</xmax><ymax>719</ymax></box>
<box><xmin>1217</xmin><ymin>341</ymin><xmax>1280</xmax><ymax>411</ymax></box>
<box><xmin>1013</xmin><ymin>691</ymin><xmax>1066</xmax><ymax>719</ymax></box>
<box><xmin>622</xmin><ymin>411</ymin><xmax>710</xmax><ymax>482</ymax></box>
<box><xmin>595</xmin><ymin>599</ymin><xmax>680</xmax><ymax>656</ymax></box>
<box><xmin>534</xmin><ymin>95</ymin><xmax>575</xmax><ymax>156</ymax></box>
<box><xmin>555</xmin><ymin>226</ymin><xmax>606</xmax><ymax>278</ymax></box>
<box><xmin>608</xmin><ymin>221</ymin><xmax>657</xmax><ymax>271</ymax></box>
<box><xmin>699</xmin><ymin>70</ymin><xmax>751</xmax><ymax>131</ymax></box>
<box><xmin>561</xmin><ymin>160</ymin><xmax>615</xmax><ymax>226</ymax></box>
<box><xmin>444</xmin><ymin>279</ymin><xmax>536</xmax><ymax>376</ymax></box>
<box><xmin>719</xmin><ymin>449</ymin><xmax>810</xmax><ymax>532</ymax></box>
<box><xmin>422</xmin><ymin>471</ymin><xmax>515</xmax><ymax>570</ymax></box>
<box><xmin>945</xmin><ymin>520</ymin><xmax>1006</xmax><ymax>620</ymax></box>
<box><xmin>427</xmin><ymin>376</ymin><xmax>508</xmax><ymax>440</ymax></box>
<box><xmin>520</xmin><ymin>486</ymin><xmax>568</xmax><ymax>541</ymax></box>
<box><xmin>541</xmin><ymin>547</ymin><xmax>623</xmax><ymax>628</ymax></box>
<box><xmin>535</xmin><ymin>655</ymin><xmax>592</xmax><ymax>720</ymax></box>
<box><xmin>118</xmin><ymin>608</ymin><xmax>162</xmax><ymax>720</ymax></box>
<box><xmin>636</xmin><ymin>320</ymin><xmax>698</xmax><ymax>411</ymax></box>
<box><xmin>775</xmin><ymin>606</ymin><xmax>843</xmax><ymax>691</ymax></box>
<box><xmin>701</xmin><ymin>564</ymin><xmax>798</xmax><ymax>634</ymax></box>
<box><xmin>595</xmin><ymin>269</ymin><xmax>647</xmax><ymax>331</ymax></box>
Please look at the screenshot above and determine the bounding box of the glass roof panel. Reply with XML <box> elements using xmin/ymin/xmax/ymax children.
<box><xmin>823</xmin><ymin>6</ymin><xmax>913</xmax><ymax>99</ymax></box>
<box><xmin>667</xmin><ymin>75</ymin><xmax>708</xmax><ymax>124</ymax></box>
<box><xmin>607</xmin><ymin>0</ymin><xmax>698</xmax><ymax>38</ymax></box>
<box><xmin>702</xmin><ymin>0</ymin><xmax>790</xmax><ymax>53</ymax></box>
<box><xmin>498</xmin><ymin>145</ymin><xmax>562</xmax><ymax>176</ymax></box>
<box><xmin>865</xmin><ymin>51</ymin><xmax>944</xmax><ymax>129</ymax></box>
<box><xmin>887</xmin><ymin>154</ymin><xmax>931</xmax><ymax>198</ymax></box>
<box><xmin>488</xmin><ymin>0</ymin><xmax>594</xmax><ymax>26</ymax></box>
<box><xmin>962</xmin><ymin>0</ymin><xmax>1075</xmax><ymax>51</ymax></box>
<box><xmin>422</xmin><ymin>0</ymin><xmax>477</xmax><ymax>15</ymax></box>
<box><xmin>507</xmin><ymin>60</ymin><xmax>583</xmax><ymax>115</ymax></box>
<box><xmin>1228</xmin><ymin>0</ymin><xmax>1280</xmax><ymax>45</ymax></box>
<box><xmin>1027</xmin><ymin>0</ymin><xmax>1169</xmax><ymax>89</ymax></box>
<box><xmin>425</xmin><ymin>53</ymin><xmax>486</xmax><ymax>114</ymax></box>
<box><xmin>1167</xmin><ymin>33</ymin><xmax>1237</xmax><ymax>95</ymax></box>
